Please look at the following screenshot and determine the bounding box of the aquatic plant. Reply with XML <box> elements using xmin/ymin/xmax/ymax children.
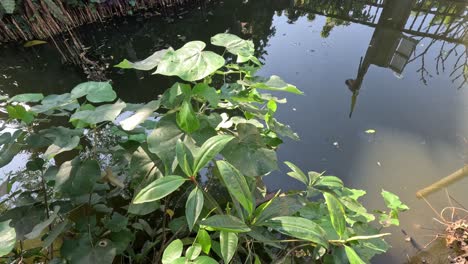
<box><xmin>0</xmin><ymin>33</ymin><xmax>408</xmax><ymax>263</ymax></box>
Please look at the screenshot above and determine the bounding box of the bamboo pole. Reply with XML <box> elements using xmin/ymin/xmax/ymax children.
<box><xmin>416</xmin><ymin>164</ymin><xmax>468</xmax><ymax>198</ymax></box>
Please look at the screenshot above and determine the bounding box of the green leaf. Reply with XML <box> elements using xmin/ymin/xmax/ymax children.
<box><xmin>155</xmin><ymin>41</ymin><xmax>225</xmax><ymax>81</ymax></box>
<box><xmin>222</xmin><ymin>123</ymin><xmax>278</xmax><ymax>177</ymax></box>
<box><xmin>344</xmin><ymin>245</ymin><xmax>366</xmax><ymax>264</ymax></box>
<box><xmin>263</xmin><ymin>216</ymin><xmax>328</xmax><ymax>248</ymax></box>
<box><xmin>25</xmin><ymin>206</ymin><xmax>60</xmax><ymax>239</ymax></box>
<box><xmin>186</xmin><ymin>187</ymin><xmax>204</xmax><ymax>231</ymax></box>
<box><xmin>211</xmin><ymin>33</ymin><xmax>254</xmax><ymax>63</ymax></box>
<box><xmin>54</xmin><ymin>159</ymin><xmax>101</xmax><ymax>197</ymax></box>
<box><xmin>193</xmin><ymin>256</ymin><xmax>219</xmax><ymax>264</ymax></box>
<box><xmin>147</xmin><ymin>114</ymin><xmax>184</xmax><ymax>171</ymax></box>
<box><xmin>323</xmin><ymin>192</ymin><xmax>346</xmax><ymax>237</ymax></box>
<box><xmin>43</xmin><ymin>220</ymin><xmax>69</xmax><ymax>248</ymax></box>
<box><xmin>253</xmin><ymin>196</ymin><xmax>303</xmax><ymax>225</ymax></box>
<box><xmin>220</xmin><ymin>231</ymin><xmax>238</xmax><ymax>264</ymax></box>
<box><xmin>41</xmin><ymin>126</ymin><xmax>82</xmax><ymax>160</ymax></box>
<box><xmin>186</xmin><ymin>243</ymin><xmax>202</xmax><ymax>260</ymax></box>
<box><xmin>71</xmin><ymin>82</ymin><xmax>117</xmax><ymax>103</ymax></box>
<box><xmin>115</xmin><ymin>48</ymin><xmax>173</xmax><ymax>71</ymax></box>
<box><xmin>241</xmin><ymin>75</ymin><xmax>303</xmax><ymax>95</ymax></box>
<box><xmin>192</xmin><ymin>134</ymin><xmax>234</xmax><ymax>174</ymax></box>
<box><xmin>0</xmin><ymin>141</ymin><xmax>22</xmax><ymax>169</ymax></box>
<box><xmin>133</xmin><ymin>175</ymin><xmax>187</xmax><ymax>204</ymax></box>
<box><xmin>201</xmin><ymin>215</ymin><xmax>250</xmax><ymax>233</ymax></box>
<box><xmin>104</xmin><ymin>212</ymin><xmax>128</xmax><ymax>232</ymax></box>
<box><xmin>313</xmin><ymin>176</ymin><xmax>344</xmax><ymax>191</ymax></box>
<box><xmin>176</xmin><ymin>100</ymin><xmax>200</xmax><ymax>133</ymax></box>
<box><xmin>7</xmin><ymin>105</ymin><xmax>34</xmax><ymax>124</ymax></box>
<box><xmin>0</xmin><ymin>220</ymin><xmax>16</xmax><ymax>257</ymax></box>
<box><xmin>0</xmin><ymin>0</ymin><xmax>15</xmax><ymax>14</ymax></box>
<box><xmin>196</xmin><ymin>229</ymin><xmax>211</xmax><ymax>254</ymax></box>
<box><xmin>61</xmin><ymin>237</ymin><xmax>117</xmax><ymax>264</ymax></box>
<box><xmin>128</xmin><ymin>201</ymin><xmax>160</xmax><ymax>216</ymax></box>
<box><xmin>120</xmin><ymin>100</ymin><xmax>160</xmax><ymax>131</ymax></box>
<box><xmin>284</xmin><ymin>161</ymin><xmax>308</xmax><ymax>185</ymax></box>
<box><xmin>193</xmin><ymin>83</ymin><xmax>219</xmax><ymax>107</ymax></box>
<box><xmin>70</xmin><ymin>100</ymin><xmax>126</xmax><ymax>125</ymax></box>
<box><xmin>161</xmin><ymin>82</ymin><xmax>191</xmax><ymax>108</ymax></box>
<box><xmin>162</xmin><ymin>239</ymin><xmax>183</xmax><ymax>264</ymax></box>
<box><xmin>381</xmin><ymin>190</ymin><xmax>409</xmax><ymax>211</ymax></box>
<box><xmin>216</xmin><ymin>160</ymin><xmax>253</xmax><ymax>215</ymax></box>
<box><xmin>176</xmin><ymin>139</ymin><xmax>194</xmax><ymax>177</ymax></box>
<box><xmin>8</xmin><ymin>93</ymin><xmax>43</xmax><ymax>103</ymax></box>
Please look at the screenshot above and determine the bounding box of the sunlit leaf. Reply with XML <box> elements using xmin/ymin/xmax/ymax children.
<box><xmin>71</xmin><ymin>82</ymin><xmax>117</xmax><ymax>103</ymax></box>
<box><xmin>211</xmin><ymin>33</ymin><xmax>254</xmax><ymax>63</ymax></box>
<box><xmin>8</xmin><ymin>93</ymin><xmax>43</xmax><ymax>103</ymax></box>
<box><xmin>0</xmin><ymin>220</ymin><xmax>16</xmax><ymax>257</ymax></box>
<box><xmin>201</xmin><ymin>215</ymin><xmax>250</xmax><ymax>233</ymax></box>
<box><xmin>133</xmin><ymin>175</ymin><xmax>187</xmax><ymax>204</ymax></box>
<box><xmin>162</xmin><ymin>239</ymin><xmax>183</xmax><ymax>264</ymax></box>
<box><xmin>344</xmin><ymin>245</ymin><xmax>366</xmax><ymax>264</ymax></box>
<box><xmin>7</xmin><ymin>105</ymin><xmax>34</xmax><ymax>124</ymax></box>
<box><xmin>176</xmin><ymin>100</ymin><xmax>200</xmax><ymax>133</ymax></box>
<box><xmin>323</xmin><ymin>192</ymin><xmax>346</xmax><ymax>237</ymax></box>
<box><xmin>381</xmin><ymin>190</ymin><xmax>409</xmax><ymax>211</ymax></box>
<box><xmin>186</xmin><ymin>187</ymin><xmax>204</xmax><ymax>231</ymax></box>
<box><xmin>263</xmin><ymin>216</ymin><xmax>328</xmax><ymax>248</ymax></box>
<box><xmin>120</xmin><ymin>100</ymin><xmax>160</xmax><ymax>131</ymax></box>
<box><xmin>70</xmin><ymin>100</ymin><xmax>126</xmax><ymax>125</ymax></box>
<box><xmin>284</xmin><ymin>161</ymin><xmax>308</xmax><ymax>185</ymax></box>
<box><xmin>192</xmin><ymin>134</ymin><xmax>234</xmax><ymax>174</ymax></box>
<box><xmin>155</xmin><ymin>41</ymin><xmax>225</xmax><ymax>81</ymax></box>
<box><xmin>186</xmin><ymin>243</ymin><xmax>202</xmax><ymax>260</ymax></box>
<box><xmin>115</xmin><ymin>48</ymin><xmax>173</xmax><ymax>71</ymax></box>
<box><xmin>364</xmin><ymin>129</ymin><xmax>376</xmax><ymax>134</ymax></box>
<box><xmin>193</xmin><ymin>83</ymin><xmax>220</xmax><ymax>107</ymax></box>
<box><xmin>196</xmin><ymin>229</ymin><xmax>211</xmax><ymax>254</ymax></box>
<box><xmin>216</xmin><ymin>160</ymin><xmax>253</xmax><ymax>215</ymax></box>
<box><xmin>240</xmin><ymin>75</ymin><xmax>303</xmax><ymax>95</ymax></box>
<box><xmin>220</xmin><ymin>231</ymin><xmax>238</xmax><ymax>264</ymax></box>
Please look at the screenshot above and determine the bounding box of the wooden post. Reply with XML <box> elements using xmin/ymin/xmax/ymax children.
<box><xmin>416</xmin><ymin>164</ymin><xmax>468</xmax><ymax>198</ymax></box>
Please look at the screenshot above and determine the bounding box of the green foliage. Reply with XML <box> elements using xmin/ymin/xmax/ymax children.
<box><xmin>0</xmin><ymin>34</ymin><xmax>407</xmax><ymax>264</ymax></box>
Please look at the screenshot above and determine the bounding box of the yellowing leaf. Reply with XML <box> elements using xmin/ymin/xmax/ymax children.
<box><xmin>365</xmin><ymin>129</ymin><xmax>376</xmax><ymax>134</ymax></box>
<box><xmin>24</xmin><ymin>40</ymin><xmax>47</xmax><ymax>47</ymax></box>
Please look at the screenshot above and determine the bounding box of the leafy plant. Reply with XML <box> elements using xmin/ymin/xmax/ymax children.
<box><xmin>0</xmin><ymin>33</ymin><xmax>408</xmax><ymax>264</ymax></box>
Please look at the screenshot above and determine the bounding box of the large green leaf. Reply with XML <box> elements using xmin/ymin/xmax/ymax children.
<box><xmin>133</xmin><ymin>175</ymin><xmax>187</xmax><ymax>204</ymax></box>
<box><xmin>185</xmin><ymin>187</ymin><xmax>204</xmax><ymax>231</ymax></box>
<box><xmin>381</xmin><ymin>189</ymin><xmax>409</xmax><ymax>211</ymax></box>
<box><xmin>176</xmin><ymin>139</ymin><xmax>194</xmax><ymax>177</ymax></box>
<box><xmin>201</xmin><ymin>215</ymin><xmax>250</xmax><ymax>233</ymax></box>
<box><xmin>0</xmin><ymin>141</ymin><xmax>22</xmax><ymax>169</ymax></box>
<box><xmin>192</xmin><ymin>134</ymin><xmax>234</xmax><ymax>174</ymax></box>
<box><xmin>128</xmin><ymin>201</ymin><xmax>160</xmax><ymax>216</ymax></box>
<box><xmin>216</xmin><ymin>160</ymin><xmax>253</xmax><ymax>215</ymax></box>
<box><xmin>0</xmin><ymin>220</ymin><xmax>15</xmax><ymax>257</ymax></box>
<box><xmin>25</xmin><ymin>206</ymin><xmax>60</xmax><ymax>239</ymax></box>
<box><xmin>54</xmin><ymin>159</ymin><xmax>101</xmax><ymax>197</ymax></box>
<box><xmin>129</xmin><ymin>145</ymin><xmax>163</xmax><ymax>189</ymax></box>
<box><xmin>176</xmin><ymin>100</ymin><xmax>200</xmax><ymax>133</ymax></box>
<box><xmin>161</xmin><ymin>82</ymin><xmax>191</xmax><ymax>108</ymax></box>
<box><xmin>240</xmin><ymin>75</ymin><xmax>303</xmax><ymax>95</ymax></box>
<box><xmin>344</xmin><ymin>245</ymin><xmax>366</xmax><ymax>264</ymax></box>
<box><xmin>222</xmin><ymin>123</ymin><xmax>278</xmax><ymax>176</ymax></box>
<box><xmin>40</xmin><ymin>126</ymin><xmax>83</xmax><ymax>160</ymax></box>
<box><xmin>186</xmin><ymin>243</ymin><xmax>202</xmax><ymax>260</ymax></box>
<box><xmin>0</xmin><ymin>205</ymin><xmax>44</xmax><ymax>240</ymax></box>
<box><xmin>196</xmin><ymin>229</ymin><xmax>211</xmax><ymax>254</ymax></box>
<box><xmin>115</xmin><ymin>48</ymin><xmax>173</xmax><ymax>71</ymax></box>
<box><xmin>70</xmin><ymin>100</ymin><xmax>126</xmax><ymax>125</ymax></box>
<box><xmin>120</xmin><ymin>100</ymin><xmax>160</xmax><ymax>131</ymax></box>
<box><xmin>43</xmin><ymin>220</ymin><xmax>69</xmax><ymax>248</ymax></box>
<box><xmin>7</xmin><ymin>105</ymin><xmax>34</xmax><ymax>124</ymax></box>
<box><xmin>253</xmin><ymin>196</ymin><xmax>303</xmax><ymax>225</ymax></box>
<box><xmin>0</xmin><ymin>0</ymin><xmax>15</xmax><ymax>14</ymax></box>
<box><xmin>220</xmin><ymin>231</ymin><xmax>238</xmax><ymax>264</ymax></box>
<box><xmin>61</xmin><ymin>236</ymin><xmax>117</xmax><ymax>264</ymax></box>
<box><xmin>71</xmin><ymin>82</ymin><xmax>116</xmax><ymax>103</ymax></box>
<box><xmin>192</xmin><ymin>83</ymin><xmax>219</xmax><ymax>107</ymax></box>
<box><xmin>147</xmin><ymin>114</ymin><xmax>184</xmax><ymax>172</ymax></box>
<box><xmin>263</xmin><ymin>216</ymin><xmax>328</xmax><ymax>248</ymax></box>
<box><xmin>30</xmin><ymin>93</ymin><xmax>79</xmax><ymax>114</ymax></box>
<box><xmin>155</xmin><ymin>41</ymin><xmax>225</xmax><ymax>81</ymax></box>
<box><xmin>8</xmin><ymin>93</ymin><xmax>44</xmax><ymax>103</ymax></box>
<box><xmin>323</xmin><ymin>192</ymin><xmax>346</xmax><ymax>237</ymax></box>
<box><xmin>162</xmin><ymin>239</ymin><xmax>183</xmax><ymax>264</ymax></box>
<box><xmin>211</xmin><ymin>33</ymin><xmax>254</xmax><ymax>63</ymax></box>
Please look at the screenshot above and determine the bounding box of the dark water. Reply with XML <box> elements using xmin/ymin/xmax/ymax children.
<box><xmin>1</xmin><ymin>0</ymin><xmax>467</xmax><ymax>262</ymax></box>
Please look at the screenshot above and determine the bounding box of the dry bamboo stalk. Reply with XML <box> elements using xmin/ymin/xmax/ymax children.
<box><xmin>416</xmin><ymin>164</ymin><xmax>468</xmax><ymax>198</ymax></box>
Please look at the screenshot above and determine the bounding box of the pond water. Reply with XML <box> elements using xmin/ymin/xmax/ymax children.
<box><xmin>1</xmin><ymin>0</ymin><xmax>467</xmax><ymax>262</ymax></box>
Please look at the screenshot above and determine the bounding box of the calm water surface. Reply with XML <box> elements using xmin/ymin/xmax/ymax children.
<box><xmin>1</xmin><ymin>0</ymin><xmax>467</xmax><ymax>262</ymax></box>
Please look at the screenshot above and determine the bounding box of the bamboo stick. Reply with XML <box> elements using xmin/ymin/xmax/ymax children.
<box><xmin>416</xmin><ymin>164</ymin><xmax>468</xmax><ymax>198</ymax></box>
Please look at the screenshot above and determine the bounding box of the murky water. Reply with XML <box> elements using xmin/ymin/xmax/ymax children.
<box><xmin>1</xmin><ymin>0</ymin><xmax>467</xmax><ymax>262</ymax></box>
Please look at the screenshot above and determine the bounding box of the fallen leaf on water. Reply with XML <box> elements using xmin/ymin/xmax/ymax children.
<box><xmin>24</xmin><ymin>40</ymin><xmax>47</xmax><ymax>47</ymax></box>
<box><xmin>365</xmin><ymin>129</ymin><xmax>376</xmax><ymax>134</ymax></box>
